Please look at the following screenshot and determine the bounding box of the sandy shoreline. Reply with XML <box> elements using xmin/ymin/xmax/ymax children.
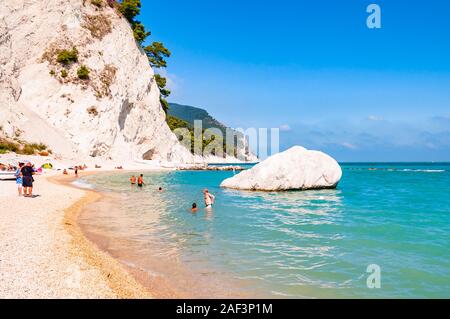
<box><xmin>0</xmin><ymin>170</ymin><xmax>151</xmax><ymax>298</ymax></box>
<box><xmin>52</xmin><ymin>173</ymin><xmax>152</xmax><ymax>298</ymax></box>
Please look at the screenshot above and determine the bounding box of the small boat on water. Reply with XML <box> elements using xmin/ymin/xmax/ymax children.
<box><xmin>0</xmin><ymin>171</ymin><xmax>16</xmax><ymax>181</ymax></box>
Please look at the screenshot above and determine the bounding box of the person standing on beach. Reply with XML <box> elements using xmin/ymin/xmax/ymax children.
<box><xmin>21</xmin><ymin>162</ymin><xmax>34</xmax><ymax>197</ymax></box>
<box><xmin>137</xmin><ymin>174</ymin><xmax>144</xmax><ymax>187</ymax></box>
<box><xmin>15</xmin><ymin>163</ymin><xmax>24</xmax><ymax>196</ymax></box>
<box><xmin>203</xmin><ymin>189</ymin><xmax>215</xmax><ymax>209</ymax></box>
<box><xmin>75</xmin><ymin>166</ymin><xmax>78</xmax><ymax>177</ymax></box>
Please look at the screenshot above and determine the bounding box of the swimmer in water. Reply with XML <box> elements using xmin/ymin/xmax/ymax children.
<box><xmin>203</xmin><ymin>189</ymin><xmax>215</xmax><ymax>209</ymax></box>
<box><xmin>137</xmin><ymin>174</ymin><xmax>144</xmax><ymax>187</ymax></box>
<box><xmin>130</xmin><ymin>175</ymin><xmax>136</xmax><ymax>185</ymax></box>
<box><xmin>191</xmin><ymin>203</ymin><xmax>198</xmax><ymax>213</ymax></box>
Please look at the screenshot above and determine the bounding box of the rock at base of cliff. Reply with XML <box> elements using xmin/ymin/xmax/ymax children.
<box><xmin>220</xmin><ymin>146</ymin><xmax>342</xmax><ymax>191</ymax></box>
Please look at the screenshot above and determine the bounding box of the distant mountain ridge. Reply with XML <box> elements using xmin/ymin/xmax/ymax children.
<box><xmin>168</xmin><ymin>103</ymin><xmax>229</xmax><ymax>134</ymax></box>
<box><xmin>168</xmin><ymin>102</ymin><xmax>258</xmax><ymax>162</ymax></box>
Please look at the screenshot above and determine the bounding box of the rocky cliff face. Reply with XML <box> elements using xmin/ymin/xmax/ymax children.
<box><xmin>0</xmin><ymin>0</ymin><xmax>193</xmax><ymax>163</ymax></box>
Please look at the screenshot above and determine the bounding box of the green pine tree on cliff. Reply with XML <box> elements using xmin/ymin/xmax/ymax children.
<box><xmin>117</xmin><ymin>0</ymin><xmax>172</xmax><ymax>112</ymax></box>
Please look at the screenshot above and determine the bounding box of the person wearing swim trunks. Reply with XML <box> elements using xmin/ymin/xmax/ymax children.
<box><xmin>130</xmin><ymin>175</ymin><xmax>136</xmax><ymax>185</ymax></box>
<box><xmin>203</xmin><ymin>189</ymin><xmax>215</xmax><ymax>209</ymax></box>
<box><xmin>21</xmin><ymin>162</ymin><xmax>34</xmax><ymax>197</ymax></box>
<box><xmin>137</xmin><ymin>174</ymin><xmax>144</xmax><ymax>187</ymax></box>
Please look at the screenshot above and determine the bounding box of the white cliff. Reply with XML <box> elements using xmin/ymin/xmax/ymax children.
<box><xmin>220</xmin><ymin>146</ymin><xmax>342</xmax><ymax>191</ymax></box>
<box><xmin>0</xmin><ymin>0</ymin><xmax>193</xmax><ymax>164</ymax></box>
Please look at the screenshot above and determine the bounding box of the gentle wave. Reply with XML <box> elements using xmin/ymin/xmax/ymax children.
<box><xmin>71</xmin><ymin>180</ymin><xmax>94</xmax><ymax>189</ymax></box>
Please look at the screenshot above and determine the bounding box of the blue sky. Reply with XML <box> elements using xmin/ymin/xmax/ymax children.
<box><xmin>139</xmin><ymin>0</ymin><xmax>450</xmax><ymax>161</ymax></box>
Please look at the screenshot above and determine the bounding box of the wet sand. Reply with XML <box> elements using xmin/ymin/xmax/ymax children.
<box><xmin>52</xmin><ymin>173</ymin><xmax>152</xmax><ymax>298</ymax></box>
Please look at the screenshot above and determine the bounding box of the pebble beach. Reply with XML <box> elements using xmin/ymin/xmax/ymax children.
<box><xmin>0</xmin><ymin>171</ymin><xmax>150</xmax><ymax>298</ymax></box>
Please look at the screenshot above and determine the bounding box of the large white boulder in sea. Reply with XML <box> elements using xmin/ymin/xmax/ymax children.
<box><xmin>220</xmin><ymin>146</ymin><xmax>342</xmax><ymax>191</ymax></box>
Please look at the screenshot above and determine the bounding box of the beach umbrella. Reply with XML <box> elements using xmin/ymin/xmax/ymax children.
<box><xmin>42</xmin><ymin>163</ymin><xmax>53</xmax><ymax>169</ymax></box>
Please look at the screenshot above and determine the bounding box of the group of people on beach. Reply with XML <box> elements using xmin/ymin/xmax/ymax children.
<box><xmin>63</xmin><ymin>164</ymin><xmax>87</xmax><ymax>177</ymax></box>
<box><xmin>0</xmin><ymin>163</ymin><xmax>16</xmax><ymax>172</ymax></box>
<box><xmin>15</xmin><ymin>162</ymin><xmax>36</xmax><ymax>197</ymax></box>
<box><xmin>11</xmin><ymin>161</ymin><xmax>86</xmax><ymax>197</ymax></box>
<box><xmin>129</xmin><ymin>174</ymin><xmax>215</xmax><ymax>212</ymax></box>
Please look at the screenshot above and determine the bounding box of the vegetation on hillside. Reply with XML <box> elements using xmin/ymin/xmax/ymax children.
<box><xmin>0</xmin><ymin>138</ymin><xmax>52</xmax><ymax>156</ymax></box>
<box><xmin>167</xmin><ymin>115</ymin><xmax>237</xmax><ymax>156</ymax></box>
<box><xmin>166</xmin><ymin>114</ymin><xmax>190</xmax><ymax>131</ymax></box>
<box><xmin>115</xmin><ymin>0</ymin><xmax>172</xmax><ymax>112</ymax></box>
<box><xmin>117</xmin><ymin>0</ymin><xmax>150</xmax><ymax>43</ymax></box>
<box><xmin>154</xmin><ymin>74</ymin><xmax>171</xmax><ymax>112</ymax></box>
<box><xmin>145</xmin><ymin>42</ymin><xmax>171</xmax><ymax>68</ymax></box>
<box><xmin>83</xmin><ymin>13</ymin><xmax>112</xmax><ymax>39</ymax></box>
<box><xmin>168</xmin><ymin>103</ymin><xmax>250</xmax><ymax>157</ymax></box>
<box><xmin>56</xmin><ymin>48</ymin><xmax>78</xmax><ymax>65</ymax></box>
<box><xmin>77</xmin><ymin>65</ymin><xmax>90</xmax><ymax>79</ymax></box>
<box><xmin>168</xmin><ymin>103</ymin><xmax>229</xmax><ymax>134</ymax></box>
<box><xmin>91</xmin><ymin>0</ymin><xmax>103</xmax><ymax>8</ymax></box>
<box><xmin>86</xmin><ymin>106</ymin><xmax>99</xmax><ymax>116</ymax></box>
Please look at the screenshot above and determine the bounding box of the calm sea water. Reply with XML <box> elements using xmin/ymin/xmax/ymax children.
<box><xmin>79</xmin><ymin>163</ymin><xmax>450</xmax><ymax>298</ymax></box>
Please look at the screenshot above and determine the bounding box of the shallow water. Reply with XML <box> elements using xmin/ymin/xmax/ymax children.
<box><xmin>78</xmin><ymin>163</ymin><xmax>450</xmax><ymax>298</ymax></box>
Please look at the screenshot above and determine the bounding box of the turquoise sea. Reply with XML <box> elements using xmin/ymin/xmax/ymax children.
<box><xmin>78</xmin><ymin>163</ymin><xmax>450</xmax><ymax>298</ymax></box>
